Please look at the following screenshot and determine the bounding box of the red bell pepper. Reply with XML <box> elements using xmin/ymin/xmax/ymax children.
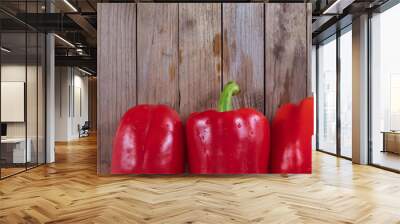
<box><xmin>269</xmin><ymin>97</ymin><xmax>314</xmax><ymax>174</ymax></box>
<box><xmin>111</xmin><ymin>105</ymin><xmax>184</xmax><ymax>174</ymax></box>
<box><xmin>186</xmin><ymin>81</ymin><xmax>270</xmax><ymax>174</ymax></box>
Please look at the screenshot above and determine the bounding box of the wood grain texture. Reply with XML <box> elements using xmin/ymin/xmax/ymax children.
<box><xmin>2</xmin><ymin>135</ymin><xmax>400</xmax><ymax>223</ymax></box>
<box><xmin>137</xmin><ymin>3</ymin><xmax>179</xmax><ymax>111</ymax></box>
<box><xmin>306</xmin><ymin>3</ymin><xmax>313</xmax><ymax>97</ymax></box>
<box><xmin>179</xmin><ymin>3</ymin><xmax>222</xmax><ymax>119</ymax></box>
<box><xmin>97</xmin><ymin>4</ymin><xmax>136</xmax><ymax>175</ymax></box>
<box><xmin>222</xmin><ymin>3</ymin><xmax>264</xmax><ymax>113</ymax></box>
<box><xmin>96</xmin><ymin>3</ymin><xmax>311</xmax><ymax>174</ymax></box>
<box><xmin>265</xmin><ymin>3</ymin><xmax>308</xmax><ymax>120</ymax></box>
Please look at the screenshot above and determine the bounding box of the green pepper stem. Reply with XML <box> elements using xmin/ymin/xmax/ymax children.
<box><xmin>217</xmin><ymin>81</ymin><xmax>240</xmax><ymax>112</ymax></box>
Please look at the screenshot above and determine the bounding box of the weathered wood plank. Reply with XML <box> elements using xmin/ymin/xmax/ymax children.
<box><xmin>97</xmin><ymin>3</ymin><xmax>136</xmax><ymax>175</ymax></box>
<box><xmin>306</xmin><ymin>3</ymin><xmax>313</xmax><ymax>97</ymax></box>
<box><xmin>178</xmin><ymin>3</ymin><xmax>222</xmax><ymax>119</ymax></box>
<box><xmin>137</xmin><ymin>3</ymin><xmax>179</xmax><ymax>111</ymax></box>
<box><xmin>265</xmin><ymin>3</ymin><xmax>308</xmax><ymax>120</ymax></box>
<box><xmin>96</xmin><ymin>3</ymin><xmax>311</xmax><ymax>174</ymax></box>
<box><xmin>222</xmin><ymin>3</ymin><xmax>264</xmax><ymax>113</ymax></box>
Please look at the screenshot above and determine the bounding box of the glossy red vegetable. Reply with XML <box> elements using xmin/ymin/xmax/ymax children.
<box><xmin>186</xmin><ymin>81</ymin><xmax>270</xmax><ymax>174</ymax></box>
<box><xmin>111</xmin><ymin>105</ymin><xmax>184</xmax><ymax>174</ymax></box>
<box><xmin>269</xmin><ymin>97</ymin><xmax>314</xmax><ymax>174</ymax></box>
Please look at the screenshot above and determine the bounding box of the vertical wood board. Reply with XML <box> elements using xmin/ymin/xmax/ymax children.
<box><xmin>178</xmin><ymin>3</ymin><xmax>222</xmax><ymax>119</ymax></box>
<box><xmin>97</xmin><ymin>4</ymin><xmax>137</xmax><ymax>175</ymax></box>
<box><xmin>306</xmin><ymin>3</ymin><xmax>313</xmax><ymax>97</ymax></box>
<box><xmin>137</xmin><ymin>3</ymin><xmax>179</xmax><ymax>111</ymax></box>
<box><xmin>223</xmin><ymin>3</ymin><xmax>264</xmax><ymax>113</ymax></box>
<box><xmin>265</xmin><ymin>3</ymin><xmax>308</xmax><ymax>120</ymax></box>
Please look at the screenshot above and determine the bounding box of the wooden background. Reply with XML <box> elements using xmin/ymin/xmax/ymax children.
<box><xmin>98</xmin><ymin>3</ymin><xmax>312</xmax><ymax>175</ymax></box>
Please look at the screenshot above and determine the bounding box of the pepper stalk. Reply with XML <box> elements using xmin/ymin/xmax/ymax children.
<box><xmin>217</xmin><ymin>81</ymin><xmax>240</xmax><ymax>112</ymax></box>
